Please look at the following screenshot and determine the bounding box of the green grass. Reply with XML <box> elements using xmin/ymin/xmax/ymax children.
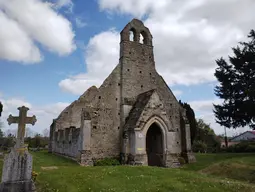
<box><xmin>0</xmin><ymin>151</ymin><xmax>255</xmax><ymax>192</ymax></box>
<box><xmin>188</xmin><ymin>153</ymin><xmax>255</xmax><ymax>183</ymax></box>
<box><xmin>182</xmin><ymin>153</ymin><xmax>255</xmax><ymax>171</ymax></box>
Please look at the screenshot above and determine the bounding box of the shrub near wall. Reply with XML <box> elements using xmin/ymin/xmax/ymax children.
<box><xmin>94</xmin><ymin>158</ymin><xmax>121</xmax><ymax>166</ymax></box>
<box><xmin>226</xmin><ymin>141</ymin><xmax>255</xmax><ymax>153</ymax></box>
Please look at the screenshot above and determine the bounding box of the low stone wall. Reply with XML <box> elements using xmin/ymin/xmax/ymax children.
<box><xmin>52</xmin><ymin>128</ymin><xmax>81</xmax><ymax>158</ymax></box>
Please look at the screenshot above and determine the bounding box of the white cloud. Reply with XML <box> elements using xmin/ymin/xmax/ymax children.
<box><xmin>0</xmin><ymin>94</ymin><xmax>69</xmax><ymax>135</ymax></box>
<box><xmin>189</xmin><ymin>98</ymin><xmax>251</xmax><ymax>136</ymax></box>
<box><xmin>75</xmin><ymin>17</ymin><xmax>87</xmax><ymax>28</ymax></box>
<box><xmin>54</xmin><ymin>0</ymin><xmax>73</xmax><ymax>13</ymax></box>
<box><xmin>57</xmin><ymin>0</ymin><xmax>254</xmax><ymax>138</ymax></box>
<box><xmin>98</xmin><ymin>0</ymin><xmax>168</xmax><ymax>18</ymax></box>
<box><xmin>0</xmin><ymin>11</ymin><xmax>42</xmax><ymax>63</ymax></box>
<box><xmin>172</xmin><ymin>90</ymin><xmax>183</xmax><ymax>97</ymax></box>
<box><xmin>0</xmin><ymin>0</ymin><xmax>76</xmax><ymax>64</ymax></box>
<box><xmin>189</xmin><ymin>99</ymin><xmax>222</xmax><ymax>114</ymax></box>
<box><xmin>59</xmin><ymin>29</ymin><xmax>119</xmax><ymax>95</ymax></box>
<box><xmin>96</xmin><ymin>0</ymin><xmax>254</xmax><ymax>86</ymax></box>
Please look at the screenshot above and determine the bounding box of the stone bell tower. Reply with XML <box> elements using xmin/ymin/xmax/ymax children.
<box><xmin>118</xmin><ymin>19</ymin><xmax>158</xmax><ymax>124</ymax></box>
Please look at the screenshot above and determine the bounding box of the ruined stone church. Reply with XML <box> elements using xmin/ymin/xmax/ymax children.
<box><xmin>49</xmin><ymin>19</ymin><xmax>196</xmax><ymax>167</ymax></box>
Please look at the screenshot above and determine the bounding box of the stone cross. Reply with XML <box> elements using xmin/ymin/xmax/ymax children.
<box><xmin>7</xmin><ymin>106</ymin><xmax>36</xmax><ymax>149</ymax></box>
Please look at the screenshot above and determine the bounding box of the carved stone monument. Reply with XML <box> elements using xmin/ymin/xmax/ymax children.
<box><xmin>0</xmin><ymin>106</ymin><xmax>37</xmax><ymax>192</ymax></box>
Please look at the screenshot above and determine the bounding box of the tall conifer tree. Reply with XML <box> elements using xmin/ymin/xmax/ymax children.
<box><xmin>214</xmin><ymin>30</ymin><xmax>255</xmax><ymax>129</ymax></box>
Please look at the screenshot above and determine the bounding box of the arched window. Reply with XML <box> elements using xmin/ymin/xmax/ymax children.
<box><xmin>140</xmin><ymin>31</ymin><xmax>148</xmax><ymax>45</ymax></box>
<box><xmin>140</xmin><ymin>33</ymin><xmax>144</xmax><ymax>44</ymax></box>
<box><xmin>129</xmin><ymin>28</ymin><xmax>136</xmax><ymax>42</ymax></box>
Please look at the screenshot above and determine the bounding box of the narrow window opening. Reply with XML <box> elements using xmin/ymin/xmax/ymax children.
<box><xmin>140</xmin><ymin>33</ymin><xmax>144</xmax><ymax>44</ymax></box>
<box><xmin>129</xmin><ymin>29</ymin><xmax>135</xmax><ymax>41</ymax></box>
<box><xmin>118</xmin><ymin>83</ymin><xmax>121</xmax><ymax>86</ymax></box>
<box><xmin>140</xmin><ymin>31</ymin><xmax>148</xmax><ymax>44</ymax></box>
<box><xmin>141</xmin><ymin>85</ymin><xmax>143</xmax><ymax>88</ymax></box>
<box><xmin>98</xmin><ymin>96</ymin><xmax>101</xmax><ymax>99</ymax></box>
<box><xmin>116</xmin><ymin>98</ymin><xmax>118</xmax><ymax>101</ymax></box>
<box><xmin>139</xmin><ymin>71</ymin><xmax>142</xmax><ymax>74</ymax></box>
<box><xmin>127</xmin><ymin>69</ymin><xmax>130</xmax><ymax>71</ymax></box>
<box><xmin>118</xmin><ymin>127</ymin><xmax>120</xmax><ymax>130</ymax></box>
<box><xmin>93</xmin><ymin>126</ymin><xmax>97</xmax><ymax>129</ymax></box>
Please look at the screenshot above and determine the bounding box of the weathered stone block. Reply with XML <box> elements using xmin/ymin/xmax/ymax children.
<box><xmin>127</xmin><ymin>154</ymin><xmax>147</xmax><ymax>165</ymax></box>
<box><xmin>0</xmin><ymin>180</ymin><xmax>36</xmax><ymax>192</ymax></box>
<box><xmin>182</xmin><ymin>152</ymin><xmax>196</xmax><ymax>164</ymax></box>
<box><xmin>80</xmin><ymin>150</ymin><xmax>93</xmax><ymax>166</ymax></box>
<box><xmin>1</xmin><ymin>150</ymin><xmax>32</xmax><ymax>183</ymax></box>
<box><xmin>165</xmin><ymin>153</ymin><xmax>181</xmax><ymax>168</ymax></box>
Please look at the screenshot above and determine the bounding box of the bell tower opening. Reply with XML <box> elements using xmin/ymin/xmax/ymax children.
<box><xmin>120</xmin><ymin>19</ymin><xmax>152</xmax><ymax>46</ymax></box>
<box><xmin>140</xmin><ymin>31</ymin><xmax>148</xmax><ymax>45</ymax></box>
<box><xmin>146</xmin><ymin>123</ymin><xmax>163</xmax><ymax>167</ymax></box>
<box><xmin>129</xmin><ymin>28</ymin><xmax>137</xmax><ymax>42</ymax></box>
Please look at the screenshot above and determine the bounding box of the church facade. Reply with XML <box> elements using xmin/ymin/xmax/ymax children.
<box><xmin>49</xmin><ymin>19</ymin><xmax>196</xmax><ymax>167</ymax></box>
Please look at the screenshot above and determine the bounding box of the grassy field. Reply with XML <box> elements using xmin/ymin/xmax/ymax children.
<box><xmin>0</xmin><ymin>152</ymin><xmax>255</xmax><ymax>192</ymax></box>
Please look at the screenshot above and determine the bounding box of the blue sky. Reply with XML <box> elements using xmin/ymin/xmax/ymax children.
<box><xmin>0</xmin><ymin>0</ymin><xmax>254</xmax><ymax>136</ymax></box>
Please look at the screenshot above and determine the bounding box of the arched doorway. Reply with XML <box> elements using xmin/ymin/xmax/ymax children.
<box><xmin>146</xmin><ymin>123</ymin><xmax>163</xmax><ymax>166</ymax></box>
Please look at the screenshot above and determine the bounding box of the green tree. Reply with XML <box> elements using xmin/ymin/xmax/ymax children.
<box><xmin>196</xmin><ymin>119</ymin><xmax>221</xmax><ymax>153</ymax></box>
<box><xmin>214</xmin><ymin>30</ymin><xmax>255</xmax><ymax>129</ymax></box>
<box><xmin>0</xmin><ymin>121</ymin><xmax>4</xmax><ymax>138</ymax></box>
<box><xmin>0</xmin><ymin>101</ymin><xmax>3</xmax><ymax>117</ymax></box>
<box><xmin>34</xmin><ymin>134</ymin><xmax>41</xmax><ymax>147</ymax></box>
<box><xmin>192</xmin><ymin>140</ymin><xmax>207</xmax><ymax>153</ymax></box>
<box><xmin>2</xmin><ymin>134</ymin><xmax>15</xmax><ymax>150</ymax></box>
<box><xmin>179</xmin><ymin>100</ymin><xmax>197</xmax><ymax>145</ymax></box>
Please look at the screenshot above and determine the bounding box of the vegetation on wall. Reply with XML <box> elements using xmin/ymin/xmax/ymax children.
<box><xmin>179</xmin><ymin>100</ymin><xmax>197</xmax><ymax>145</ymax></box>
<box><xmin>94</xmin><ymin>157</ymin><xmax>120</xmax><ymax>166</ymax></box>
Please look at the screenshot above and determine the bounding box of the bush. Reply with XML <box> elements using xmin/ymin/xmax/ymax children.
<box><xmin>178</xmin><ymin>157</ymin><xmax>186</xmax><ymax>165</ymax></box>
<box><xmin>192</xmin><ymin>140</ymin><xmax>207</xmax><ymax>153</ymax></box>
<box><xmin>94</xmin><ymin>158</ymin><xmax>120</xmax><ymax>166</ymax></box>
<box><xmin>32</xmin><ymin>171</ymin><xmax>38</xmax><ymax>182</ymax></box>
<box><xmin>246</xmin><ymin>144</ymin><xmax>255</xmax><ymax>152</ymax></box>
<box><xmin>225</xmin><ymin>141</ymin><xmax>255</xmax><ymax>153</ymax></box>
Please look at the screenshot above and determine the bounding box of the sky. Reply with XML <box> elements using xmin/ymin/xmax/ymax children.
<box><xmin>0</xmin><ymin>0</ymin><xmax>254</xmax><ymax>137</ymax></box>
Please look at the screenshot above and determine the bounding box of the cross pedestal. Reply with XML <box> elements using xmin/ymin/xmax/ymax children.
<box><xmin>0</xmin><ymin>106</ymin><xmax>37</xmax><ymax>192</ymax></box>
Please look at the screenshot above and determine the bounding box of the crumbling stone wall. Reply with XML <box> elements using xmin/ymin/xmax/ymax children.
<box><xmin>49</xmin><ymin>18</ymin><xmax>195</xmax><ymax>166</ymax></box>
<box><xmin>118</xmin><ymin>19</ymin><xmax>183</xmax><ymax>156</ymax></box>
<box><xmin>51</xmin><ymin>127</ymin><xmax>80</xmax><ymax>158</ymax></box>
<box><xmin>89</xmin><ymin>64</ymin><xmax>122</xmax><ymax>159</ymax></box>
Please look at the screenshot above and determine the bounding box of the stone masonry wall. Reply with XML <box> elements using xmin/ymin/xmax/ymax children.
<box><xmin>49</xmin><ymin>19</ymin><xmax>192</xmax><ymax>165</ymax></box>
<box><xmin>119</xmin><ymin>19</ymin><xmax>183</xmax><ymax>155</ymax></box>
<box><xmin>88</xmin><ymin>64</ymin><xmax>122</xmax><ymax>159</ymax></box>
<box><xmin>52</xmin><ymin>128</ymin><xmax>80</xmax><ymax>158</ymax></box>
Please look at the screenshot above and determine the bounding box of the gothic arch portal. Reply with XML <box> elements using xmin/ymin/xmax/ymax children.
<box><xmin>142</xmin><ymin>116</ymin><xmax>168</xmax><ymax>166</ymax></box>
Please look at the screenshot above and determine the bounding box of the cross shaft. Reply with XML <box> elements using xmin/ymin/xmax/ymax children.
<box><xmin>7</xmin><ymin>106</ymin><xmax>37</xmax><ymax>148</ymax></box>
